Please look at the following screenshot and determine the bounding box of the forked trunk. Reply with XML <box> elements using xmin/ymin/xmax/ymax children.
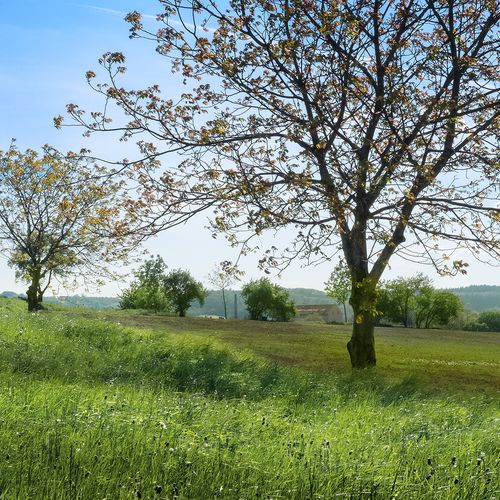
<box><xmin>26</xmin><ymin>271</ymin><xmax>43</xmax><ymax>312</ymax></box>
<box><xmin>347</xmin><ymin>279</ymin><xmax>377</xmax><ymax>368</ymax></box>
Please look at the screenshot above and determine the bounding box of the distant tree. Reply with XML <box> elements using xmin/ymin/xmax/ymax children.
<box><xmin>0</xmin><ymin>144</ymin><xmax>133</xmax><ymax>312</ymax></box>
<box><xmin>120</xmin><ymin>255</ymin><xmax>171</xmax><ymax>312</ymax></box>
<box><xmin>324</xmin><ymin>261</ymin><xmax>351</xmax><ymax>323</ymax></box>
<box><xmin>163</xmin><ymin>269</ymin><xmax>207</xmax><ymax>317</ymax></box>
<box><xmin>241</xmin><ymin>278</ymin><xmax>295</xmax><ymax>322</ymax></box>
<box><xmin>378</xmin><ymin>274</ymin><xmax>431</xmax><ymax>327</ymax></box>
<box><xmin>242</xmin><ymin>278</ymin><xmax>277</xmax><ymax>320</ymax></box>
<box><xmin>415</xmin><ymin>288</ymin><xmax>463</xmax><ymax>329</ymax></box>
<box><xmin>207</xmin><ymin>262</ymin><xmax>242</xmax><ymax>319</ymax></box>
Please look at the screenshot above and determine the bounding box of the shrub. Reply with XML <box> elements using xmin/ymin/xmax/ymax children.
<box><xmin>477</xmin><ymin>310</ymin><xmax>500</xmax><ymax>332</ymax></box>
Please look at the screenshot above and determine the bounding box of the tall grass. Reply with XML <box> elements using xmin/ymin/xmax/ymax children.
<box><xmin>0</xmin><ymin>299</ymin><xmax>498</xmax><ymax>498</ymax></box>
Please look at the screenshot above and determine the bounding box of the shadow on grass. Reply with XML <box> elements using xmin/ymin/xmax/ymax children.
<box><xmin>336</xmin><ymin>370</ymin><xmax>426</xmax><ymax>406</ymax></box>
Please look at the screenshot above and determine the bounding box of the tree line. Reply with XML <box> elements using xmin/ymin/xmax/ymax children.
<box><xmin>119</xmin><ymin>256</ymin><xmax>297</xmax><ymax>321</ymax></box>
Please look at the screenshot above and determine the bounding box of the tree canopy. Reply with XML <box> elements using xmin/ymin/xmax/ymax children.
<box><xmin>241</xmin><ymin>278</ymin><xmax>296</xmax><ymax>321</ymax></box>
<box><xmin>415</xmin><ymin>287</ymin><xmax>463</xmax><ymax>328</ymax></box>
<box><xmin>0</xmin><ymin>144</ymin><xmax>134</xmax><ymax>311</ymax></box>
<box><xmin>62</xmin><ymin>0</ymin><xmax>499</xmax><ymax>367</ymax></box>
<box><xmin>164</xmin><ymin>269</ymin><xmax>208</xmax><ymax>317</ymax></box>
<box><xmin>377</xmin><ymin>273</ymin><xmax>430</xmax><ymax>327</ymax></box>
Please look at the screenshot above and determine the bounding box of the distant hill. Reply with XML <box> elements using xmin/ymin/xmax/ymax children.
<box><xmin>0</xmin><ymin>292</ymin><xmax>120</xmax><ymax>309</ymax></box>
<box><xmin>44</xmin><ymin>296</ymin><xmax>120</xmax><ymax>309</ymax></box>
<box><xmin>443</xmin><ymin>285</ymin><xmax>500</xmax><ymax>312</ymax></box>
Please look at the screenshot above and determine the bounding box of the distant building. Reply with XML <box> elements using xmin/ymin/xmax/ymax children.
<box><xmin>295</xmin><ymin>304</ymin><xmax>344</xmax><ymax>323</ymax></box>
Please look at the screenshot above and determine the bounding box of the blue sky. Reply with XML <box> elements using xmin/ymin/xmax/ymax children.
<box><xmin>0</xmin><ymin>1</ymin><xmax>498</xmax><ymax>296</ymax></box>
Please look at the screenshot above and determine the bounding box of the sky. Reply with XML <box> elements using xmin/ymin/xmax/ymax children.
<box><xmin>0</xmin><ymin>0</ymin><xmax>498</xmax><ymax>296</ymax></box>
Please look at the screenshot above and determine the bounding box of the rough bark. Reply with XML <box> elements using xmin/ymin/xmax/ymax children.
<box><xmin>26</xmin><ymin>270</ymin><xmax>43</xmax><ymax>312</ymax></box>
<box><xmin>347</xmin><ymin>279</ymin><xmax>377</xmax><ymax>368</ymax></box>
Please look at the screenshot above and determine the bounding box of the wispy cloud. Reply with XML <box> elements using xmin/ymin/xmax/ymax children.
<box><xmin>70</xmin><ymin>3</ymin><xmax>156</xmax><ymax>20</ymax></box>
<box><xmin>72</xmin><ymin>3</ymin><xmax>216</xmax><ymax>32</ymax></box>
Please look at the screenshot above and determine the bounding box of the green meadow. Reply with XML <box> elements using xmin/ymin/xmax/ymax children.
<box><xmin>0</xmin><ymin>298</ymin><xmax>498</xmax><ymax>499</ymax></box>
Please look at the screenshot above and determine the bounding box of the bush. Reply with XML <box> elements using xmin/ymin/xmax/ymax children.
<box><xmin>463</xmin><ymin>321</ymin><xmax>489</xmax><ymax>332</ymax></box>
<box><xmin>119</xmin><ymin>256</ymin><xmax>171</xmax><ymax>313</ymax></box>
<box><xmin>477</xmin><ymin>310</ymin><xmax>500</xmax><ymax>332</ymax></box>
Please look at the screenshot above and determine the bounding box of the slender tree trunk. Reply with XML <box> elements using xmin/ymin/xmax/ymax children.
<box><xmin>222</xmin><ymin>288</ymin><xmax>227</xmax><ymax>319</ymax></box>
<box><xmin>343</xmin><ymin>302</ymin><xmax>347</xmax><ymax>323</ymax></box>
<box><xmin>347</xmin><ymin>279</ymin><xmax>377</xmax><ymax>368</ymax></box>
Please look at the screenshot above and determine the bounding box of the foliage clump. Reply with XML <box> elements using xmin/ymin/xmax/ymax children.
<box><xmin>119</xmin><ymin>255</ymin><xmax>171</xmax><ymax>313</ymax></box>
<box><xmin>463</xmin><ymin>310</ymin><xmax>500</xmax><ymax>332</ymax></box>
<box><xmin>241</xmin><ymin>278</ymin><xmax>296</xmax><ymax>322</ymax></box>
<box><xmin>163</xmin><ymin>269</ymin><xmax>208</xmax><ymax>317</ymax></box>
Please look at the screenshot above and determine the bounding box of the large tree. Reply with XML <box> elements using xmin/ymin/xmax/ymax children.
<box><xmin>62</xmin><ymin>0</ymin><xmax>499</xmax><ymax>367</ymax></box>
<box><xmin>0</xmin><ymin>144</ymin><xmax>134</xmax><ymax>311</ymax></box>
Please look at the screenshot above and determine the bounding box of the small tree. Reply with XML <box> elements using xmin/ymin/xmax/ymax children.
<box><xmin>120</xmin><ymin>255</ymin><xmax>170</xmax><ymax>312</ymax></box>
<box><xmin>241</xmin><ymin>278</ymin><xmax>295</xmax><ymax>322</ymax></box>
<box><xmin>163</xmin><ymin>269</ymin><xmax>207</xmax><ymax>317</ymax></box>
<box><xmin>241</xmin><ymin>278</ymin><xmax>274</xmax><ymax>320</ymax></box>
<box><xmin>415</xmin><ymin>288</ymin><xmax>463</xmax><ymax>329</ymax></box>
<box><xmin>324</xmin><ymin>261</ymin><xmax>351</xmax><ymax>323</ymax></box>
<box><xmin>0</xmin><ymin>144</ymin><xmax>133</xmax><ymax>311</ymax></box>
<box><xmin>207</xmin><ymin>262</ymin><xmax>241</xmax><ymax>319</ymax></box>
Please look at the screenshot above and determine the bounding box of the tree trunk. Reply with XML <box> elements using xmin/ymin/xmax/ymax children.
<box><xmin>347</xmin><ymin>279</ymin><xmax>377</xmax><ymax>368</ymax></box>
<box><xmin>343</xmin><ymin>302</ymin><xmax>347</xmax><ymax>323</ymax></box>
<box><xmin>26</xmin><ymin>271</ymin><xmax>43</xmax><ymax>312</ymax></box>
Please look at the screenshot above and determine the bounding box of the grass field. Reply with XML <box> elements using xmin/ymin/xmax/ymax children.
<box><xmin>1</xmin><ymin>297</ymin><xmax>499</xmax><ymax>498</ymax></box>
